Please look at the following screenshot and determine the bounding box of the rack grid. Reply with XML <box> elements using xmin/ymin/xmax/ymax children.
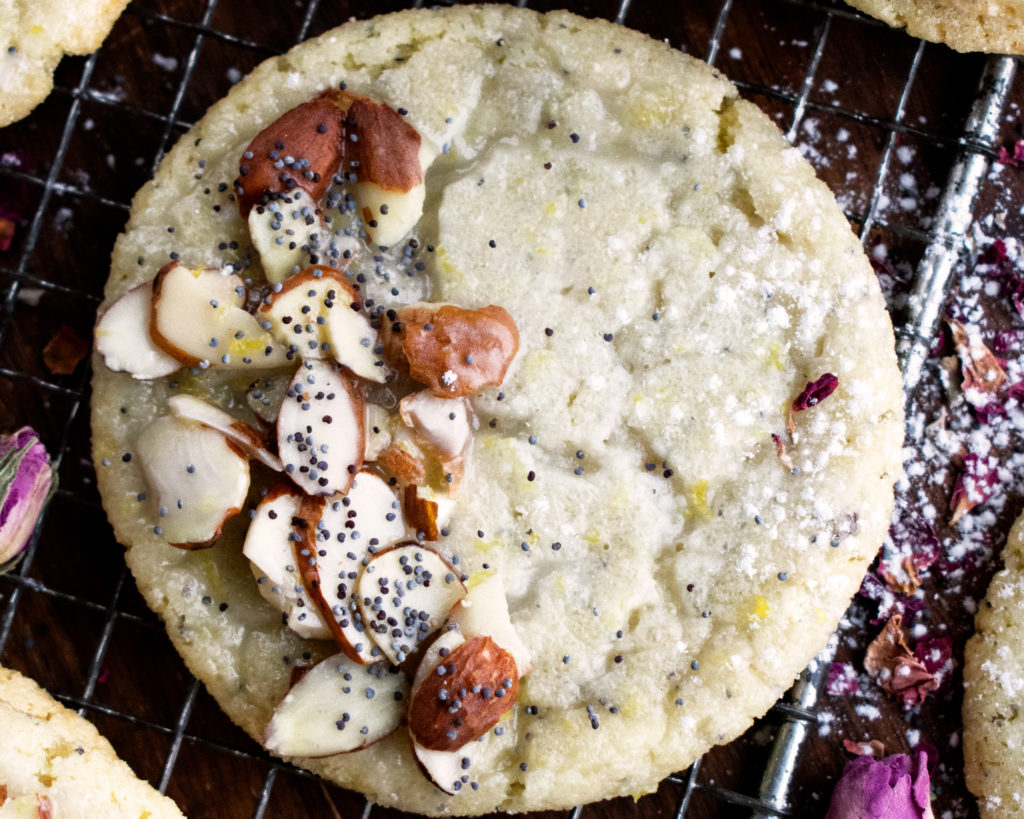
<box><xmin>0</xmin><ymin>0</ymin><xmax>1018</xmax><ymax>816</ymax></box>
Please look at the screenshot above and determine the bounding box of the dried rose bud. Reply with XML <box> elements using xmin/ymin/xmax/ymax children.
<box><xmin>0</xmin><ymin>427</ymin><xmax>57</xmax><ymax>573</ymax></box>
<box><xmin>825</xmin><ymin>749</ymin><xmax>934</xmax><ymax>819</ymax></box>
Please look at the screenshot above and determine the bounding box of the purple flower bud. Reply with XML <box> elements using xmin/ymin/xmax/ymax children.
<box><xmin>0</xmin><ymin>427</ymin><xmax>57</xmax><ymax>573</ymax></box>
<box><xmin>825</xmin><ymin>749</ymin><xmax>934</xmax><ymax>819</ymax></box>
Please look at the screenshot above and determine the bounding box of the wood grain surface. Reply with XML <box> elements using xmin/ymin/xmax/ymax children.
<box><xmin>2</xmin><ymin>1</ymin><xmax>1023</xmax><ymax>817</ymax></box>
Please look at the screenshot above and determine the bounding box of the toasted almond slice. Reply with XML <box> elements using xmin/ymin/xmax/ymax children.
<box><xmin>398</xmin><ymin>391</ymin><xmax>473</xmax><ymax>461</ymax></box>
<box><xmin>136</xmin><ymin>415</ymin><xmax>249</xmax><ymax>549</ymax></box>
<box><xmin>387</xmin><ymin>304</ymin><xmax>519</xmax><ymax>397</ymax></box>
<box><xmin>298</xmin><ymin>472</ymin><xmax>407</xmax><ymax>664</ymax></box>
<box><xmin>357</xmin><ymin>543</ymin><xmax>465</xmax><ymax>666</ymax></box>
<box><xmin>264</xmin><ymin>654</ymin><xmax>408</xmax><ymax>758</ymax></box>
<box><xmin>246</xmin><ymin>375</ymin><xmax>289</xmax><ymax>424</ymax></box>
<box><xmin>257</xmin><ymin>266</ymin><xmax>385</xmax><ymax>382</ymax></box>
<box><xmin>248</xmin><ymin>198</ymin><xmax>328</xmax><ymax>285</ymax></box>
<box><xmin>167</xmin><ymin>393</ymin><xmax>281</xmax><ymax>471</ymax></box>
<box><xmin>235</xmin><ymin>92</ymin><xmax>348</xmax><ymax>218</ymax></box>
<box><xmin>413</xmin><ymin>738</ymin><xmax>485</xmax><ymax>796</ymax></box>
<box><xmin>446</xmin><ymin>574</ymin><xmax>532</xmax><ymax>677</ymax></box>
<box><xmin>243</xmin><ymin>485</ymin><xmax>331</xmax><ymax>640</ymax></box>
<box><xmin>95</xmin><ymin>282</ymin><xmax>181</xmax><ymax>379</ymax></box>
<box><xmin>410</xmin><ymin>626</ymin><xmax>465</xmax><ymax>694</ymax></box>
<box><xmin>277</xmin><ymin>360</ymin><xmax>365</xmax><ymax>496</ymax></box>
<box><xmin>404</xmin><ymin>485</ymin><xmax>455</xmax><ymax>542</ymax></box>
<box><xmin>150</xmin><ymin>262</ymin><xmax>289</xmax><ymax>369</ymax></box>
<box><xmin>408</xmin><ymin>635</ymin><xmax>518</xmax><ymax>752</ymax></box>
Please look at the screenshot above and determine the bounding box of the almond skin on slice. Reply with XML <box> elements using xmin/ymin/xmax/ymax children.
<box><xmin>386</xmin><ymin>304</ymin><xmax>519</xmax><ymax>398</ymax></box>
<box><xmin>264</xmin><ymin>654</ymin><xmax>408</xmax><ymax>758</ymax></box>
<box><xmin>135</xmin><ymin>415</ymin><xmax>250</xmax><ymax>549</ymax></box>
<box><xmin>150</xmin><ymin>261</ymin><xmax>288</xmax><ymax>369</ymax></box>
<box><xmin>235</xmin><ymin>92</ymin><xmax>348</xmax><ymax>218</ymax></box>
<box><xmin>404</xmin><ymin>484</ymin><xmax>455</xmax><ymax>542</ymax></box>
<box><xmin>167</xmin><ymin>393</ymin><xmax>282</xmax><ymax>471</ymax></box>
<box><xmin>408</xmin><ymin>635</ymin><xmax>519</xmax><ymax>752</ymax></box>
<box><xmin>277</xmin><ymin>360</ymin><xmax>365</xmax><ymax>496</ymax></box>
<box><xmin>94</xmin><ymin>281</ymin><xmax>180</xmax><ymax>379</ymax></box>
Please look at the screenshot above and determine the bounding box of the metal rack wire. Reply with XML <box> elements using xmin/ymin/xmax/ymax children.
<box><xmin>0</xmin><ymin>0</ymin><xmax>1016</xmax><ymax>816</ymax></box>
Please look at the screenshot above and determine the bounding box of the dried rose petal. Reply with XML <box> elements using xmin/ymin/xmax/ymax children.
<box><xmin>949</xmin><ymin>319</ymin><xmax>1006</xmax><ymax>399</ymax></box>
<box><xmin>787</xmin><ymin>373</ymin><xmax>838</xmax><ymax>435</ymax></box>
<box><xmin>793</xmin><ymin>373</ymin><xmax>839</xmax><ymax>411</ymax></box>
<box><xmin>879</xmin><ymin>555</ymin><xmax>923</xmax><ymax>596</ymax></box>
<box><xmin>42</xmin><ymin>325</ymin><xmax>89</xmax><ymax>375</ymax></box>
<box><xmin>0</xmin><ymin>427</ymin><xmax>57</xmax><ymax>573</ymax></box>
<box><xmin>864</xmin><ymin>615</ymin><xmax>938</xmax><ymax>707</ymax></box>
<box><xmin>949</xmin><ymin>451</ymin><xmax>999</xmax><ymax>525</ymax></box>
<box><xmin>842</xmin><ymin>738</ymin><xmax>886</xmax><ymax>758</ymax></box>
<box><xmin>771</xmin><ymin>432</ymin><xmax>794</xmax><ymax>470</ymax></box>
<box><xmin>977</xmin><ymin>239</ymin><xmax>1024</xmax><ymax>319</ymax></box>
<box><xmin>914</xmin><ymin>636</ymin><xmax>953</xmax><ymax>691</ymax></box>
<box><xmin>825</xmin><ymin>749</ymin><xmax>934</xmax><ymax>819</ymax></box>
<box><xmin>998</xmin><ymin>140</ymin><xmax>1024</xmax><ymax>166</ymax></box>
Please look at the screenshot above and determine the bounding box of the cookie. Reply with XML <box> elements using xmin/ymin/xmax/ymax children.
<box><xmin>844</xmin><ymin>0</ymin><xmax>1024</xmax><ymax>54</ymax></box>
<box><xmin>90</xmin><ymin>6</ymin><xmax>904</xmax><ymax>814</ymax></box>
<box><xmin>0</xmin><ymin>665</ymin><xmax>185</xmax><ymax>818</ymax></box>
<box><xmin>963</xmin><ymin>511</ymin><xmax>1024</xmax><ymax>816</ymax></box>
<box><xmin>0</xmin><ymin>0</ymin><xmax>130</xmax><ymax>127</ymax></box>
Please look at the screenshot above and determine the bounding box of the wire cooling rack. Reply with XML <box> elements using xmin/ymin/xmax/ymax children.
<box><xmin>2</xmin><ymin>0</ymin><xmax>1022</xmax><ymax>816</ymax></box>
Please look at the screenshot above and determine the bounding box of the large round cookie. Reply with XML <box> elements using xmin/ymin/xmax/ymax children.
<box><xmin>964</xmin><ymin>512</ymin><xmax>1024</xmax><ymax>817</ymax></box>
<box><xmin>0</xmin><ymin>0</ymin><xmax>130</xmax><ymax>126</ymax></box>
<box><xmin>0</xmin><ymin>665</ymin><xmax>184</xmax><ymax>818</ymax></box>
<box><xmin>91</xmin><ymin>6</ymin><xmax>904</xmax><ymax>814</ymax></box>
<box><xmin>844</xmin><ymin>0</ymin><xmax>1024</xmax><ymax>54</ymax></box>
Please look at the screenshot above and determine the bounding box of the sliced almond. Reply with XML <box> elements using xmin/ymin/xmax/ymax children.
<box><xmin>399</xmin><ymin>390</ymin><xmax>474</xmax><ymax>491</ymax></box>
<box><xmin>243</xmin><ymin>485</ymin><xmax>331</xmax><ymax>640</ymax></box>
<box><xmin>408</xmin><ymin>635</ymin><xmax>518</xmax><ymax>752</ymax></box>
<box><xmin>167</xmin><ymin>393</ymin><xmax>281</xmax><ymax>471</ymax></box>
<box><xmin>257</xmin><ymin>266</ymin><xmax>385</xmax><ymax>382</ymax></box>
<box><xmin>357</xmin><ymin>543</ymin><xmax>466</xmax><ymax>666</ymax></box>
<box><xmin>94</xmin><ymin>282</ymin><xmax>181</xmax><ymax>379</ymax></box>
<box><xmin>150</xmin><ymin>262</ymin><xmax>288</xmax><ymax>369</ymax></box>
<box><xmin>300</xmin><ymin>472</ymin><xmax>407</xmax><ymax>664</ymax></box>
<box><xmin>136</xmin><ymin>415</ymin><xmax>249</xmax><ymax>549</ymax></box>
<box><xmin>387</xmin><ymin>304</ymin><xmax>519</xmax><ymax>397</ymax></box>
<box><xmin>264</xmin><ymin>654</ymin><xmax>408</xmax><ymax>758</ymax></box>
<box><xmin>235</xmin><ymin>92</ymin><xmax>348</xmax><ymax>218</ymax></box>
<box><xmin>277</xmin><ymin>360</ymin><xmax>365</xmax><ymax>496</ymax></box>
<box><xmin>248</xmin><ymin>198</ymin><xmax>328</xmax><ymax>285</ymax></box>
<box><xmin>404</xmin><ymin>484</ymin><xmax>455</xmax><ymax>542</ymax></box>
<box><xmin>446</xmin><ymin>574</ymin><xmax>532</xmax><ymax>677</ymax></box>
<box><xmin>399</xmin><ymin>390</ymin><xmax>473</xmax><ymax>461</ymax></box>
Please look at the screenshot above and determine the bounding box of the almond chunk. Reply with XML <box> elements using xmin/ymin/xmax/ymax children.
<box><xmin>277</xmin><ymin>360</ymin><xmax>365</xmax><ymax>496</ymax></box>
<box><xmin>136</xmin><ymin>415</ymin><xmax>250</xmax><ymax>549</ymax></box>
<box><xmin>408</xmin><ymin>635</ymin><xmax>519</xmax><ymax>752</ymax></box>
<box><xmin>387</xmin><ymin>304</ymin><xmax>518</xmax><ymax>397</ymax></box>
<box><xmin>167</xmin><ymin>393</ymin><xmax>281</xmax><ymax>471</ymax></box>
<box><xmin>94</xmin><ymin>281</ymin><xmax>180</xmax><ymax>379</ymax></box>
<box><xmin>264</xmin><ymin>654</ymin><xmax>408</xmax><ymax>758</ymax></box>
<box><xmin>150</xmin><ymin>262</ymin><xmax>288</xmax><ymax>369</ymax></box>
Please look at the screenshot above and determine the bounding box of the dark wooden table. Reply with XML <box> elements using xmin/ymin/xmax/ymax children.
<box><xmin>2</xmin><ymin>1</ymin><xmax>1022</xmax><ymax>816</ymax></box>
